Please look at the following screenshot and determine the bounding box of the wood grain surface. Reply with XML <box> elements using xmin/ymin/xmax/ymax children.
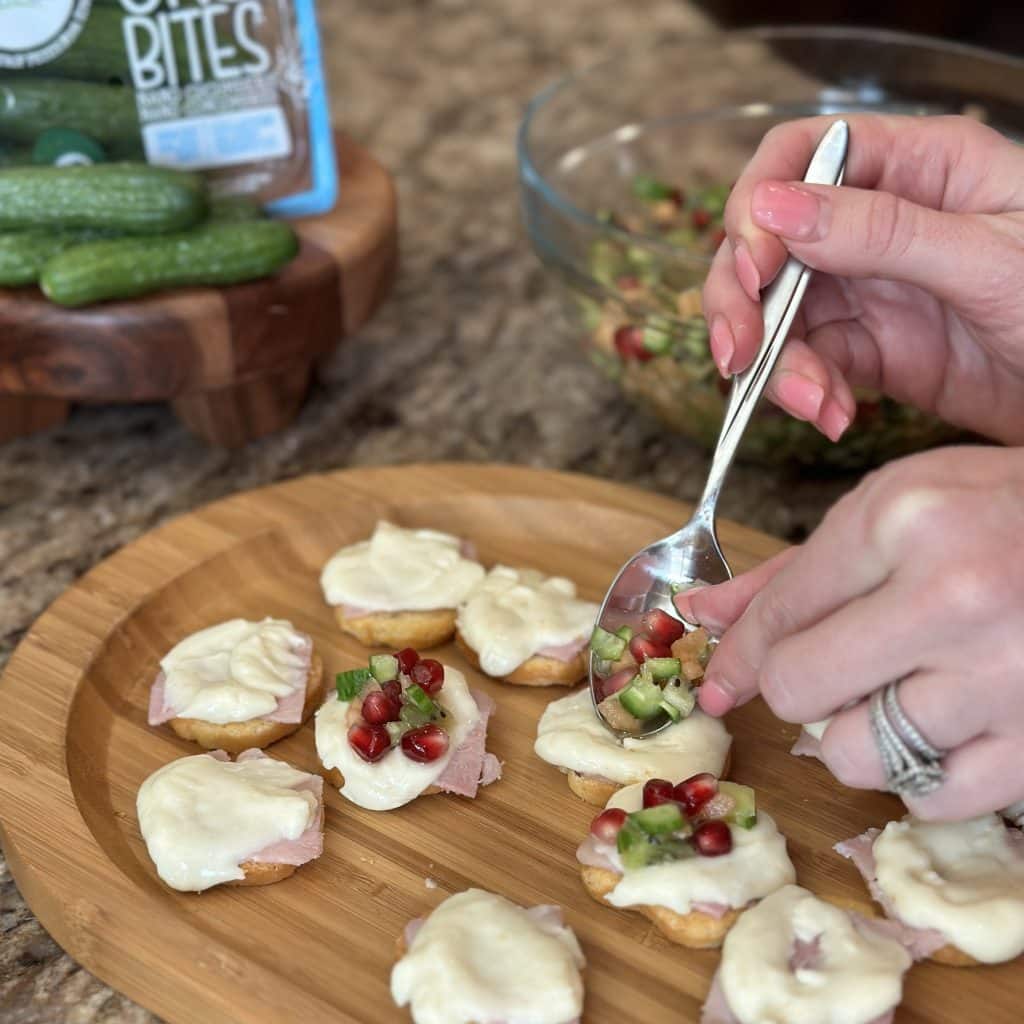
<box><xmin>0</xmin><ymin>135</ymin><xmax>397</xmax><ymax>446</ymax></box>
<box><xmin>0</xmin><ymin>464</ymin><xmax>1019</xmax><ymax>1024</ymax></box>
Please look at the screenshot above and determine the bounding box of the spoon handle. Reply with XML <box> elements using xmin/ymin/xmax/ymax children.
<box><xmin>696</xmin><ymin>119</ymin><xmax>849</xmax><ymax>515</ymax></box>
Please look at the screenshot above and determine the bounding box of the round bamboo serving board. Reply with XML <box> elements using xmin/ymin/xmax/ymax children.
<box><xmin>0</xmin><ymin>464</ymin><xmax>1020</xmax><ymax>1024</ymax></box>
<box><xmin>0</xmin><ymin>134</ymin><xmax>397</xmax><ymax>447</ymax></box>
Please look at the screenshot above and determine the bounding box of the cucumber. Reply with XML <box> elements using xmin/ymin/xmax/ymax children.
<box><xmin>0</xmin><ymin>78</ymin><xmax>140</xmax><ymax>150</ymax></box>
<box><xmin>646</xmin><ymin>657</ymin><xmax>681</xmax><ymax>682</ymax></box>
<box><xmin>616</xmin><ymin>819</ymin><xmax>652</xmax><ymax>870</ymax></box>
<box><xmin>631</xmin><ymin>804</ymin><xmax>685</xmax><ymax>836</ymax></box>
<box><xmin>590</xmin><ymin>625</ymin><xmax>626</xmax><ymax>662</ymax></box>
<box><xmin>718</xmin><ymin>782</ymin><xmax>757</xmax><ymax>829</ymax></box>
<box><xmin>336</xmin><ymin>668</ymin><xmax>371</xmax><ymax>701</ymax></box>
<box><xmin>385</xmin><ymin>721</ymin><xmax>410</xmax><ymax>744</ymax></box>
<box><xmin>618</xmin><ymin>676</ymin><xmax>663</xmax><ymax>720</ymax></box>
<box><xmin>615</xmin><ymin>625</ymin><xmax>634</xmax><ymax>642</ymax></box>
<box><xmin>403</xmin><ymin>684</ymin><xmax>437</xmax><ymax>717</ymax></box>
<box><xmin>41</xmin><ymin>7</ymin><xmax>134</xmax><ymax>84</ymax></box>
<box><xmin>41</xmin><ymin>220</ymin><xmax>298</xmax><ymax>307</ymax></box>
<box><xmin>661</xmin><ymin>680</ymin><xmax>696</xmax><ymax>719</ymax></box>
<box><xmin>399</xmin><ymin>704</ymin><xmax>431</xmax><ymax>728</ymax></box>
<box><xmin>0</xmin><ymin>229</ymin><xmax>113</xmax><ymax>286</ymax></box>
<box><xmin>0</xmin><ymin>164</ymin><xmax>206</xmax><ymax>234</ymax></box>
<box><xmin>369</xmin><ymin>654</ymin><xmax>399</xmax><ymax>683</ymax></box>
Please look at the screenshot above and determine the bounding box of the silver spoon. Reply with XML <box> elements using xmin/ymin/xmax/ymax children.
<box><xmin>589</xmin><ymin>119</ymin><xmax>849</xmax><ymax>738</ymax></box>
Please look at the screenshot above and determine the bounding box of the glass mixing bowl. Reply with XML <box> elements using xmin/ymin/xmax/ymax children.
<box><xmin>518</xmin><ymin>27</ymin><xmax>1024</xmax><ymax>468</ymax></box>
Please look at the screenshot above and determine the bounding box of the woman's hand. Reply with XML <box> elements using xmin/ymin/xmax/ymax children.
<box><xmin>674</xmin><ymin>445</ymin><xmax>1024</xmax><ymax>821</ymax></box>
<box><xmin>703</xmin><ymin>113</ymin><xmax>1024</xmax><ymax>445</ymax></box>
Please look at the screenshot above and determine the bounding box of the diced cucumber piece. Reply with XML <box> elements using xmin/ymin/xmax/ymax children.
<box><xmin>404</xmin><ymin>684</ymin><xmax>438</xmax><ymax>716</ymax></box>
<box><xmin>662</xmin><ymin>680</ymin><xmax>696</xmax><ymax>719</ymax></box>
<box><xmin>641</xmin><ymin>323</ymin><xmax>672</xmax><ymax>355</ymax></box>
<box><xmin>719</xmin><ymin>782</ymin><xmax>757</xmax><ymax>829</ymax></box>
<box><xmin>618</xmin><ymin>676</ymin><xmax>663</xmax><ymax>720</ymax></box>
<box><xmin>646</xmin><ymin>657</ymin><xmax>681</xmax><ymax>681</ymax></box>
<box><xmin>616</xmin><ymin>819</ymin><xmax>652</xmax><ymax>870</ymax></box>
<box><xmin>590</xmin><ymin>625</ymin><xmax>627</xmax><ymax>661</ymax></box>
<box><xmin>615</xmin><ymin>625</ymin><xmax>634</xmax><ymax>642</ymax></box>
<box><xmin>335</xmin><ymin>668</ymin><xmax>371</xmax><ymax>701</ymax></box>
<box><xmin>400</xmin><ymin>704</ymin><xmax>431</xmax><ymax>728</ymax></box>
<box><xmin>385</xmin><ymin>721</ymin><xmax>409</xmax><ymax>744</ymax></box>
<box><xmin>647</xmin><ymin>838</ymin><xmax>695</xmax><ymax>864</ymax></box>
<box><xmin>631</xmin><ymin>174</ymin><xmax>675</xmax><ymax>202</ymax></box>
<box><xmin>369</xmin><ymin>654</ymin><xmax>399</xmax><ymax>683</ymax></box>
<box><xmin>630</xmin><ymin>803</ymin><xmax>685</xmax><ymax>835</ymax></box>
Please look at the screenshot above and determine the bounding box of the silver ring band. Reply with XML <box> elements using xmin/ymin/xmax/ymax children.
<box><xmin>869</xmin><ymin>683</ymin><xmax>946</xmax><ymax>798</ymax></box>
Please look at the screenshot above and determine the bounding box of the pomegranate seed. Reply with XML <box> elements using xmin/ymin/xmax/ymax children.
<box><xmin>668</xmin><ymin>186</ymin><xmax>685</xmax><ymax>207</ymax></box>
<box><xmin>410</xmin><ymin>658</ymin><xmax>444</xmax><ymax>694</ymax></box>
<box><xmin>615</xmin><ymin>274</ymin><xmax>642</xmax><ymax>291</ymax></box>
<box><xmin>590</xmin><ymin>808</ymin><xmax>628</xmax><ymax>842</ymax></box>
<box><xmin>640</xmin><ymin>609</ymin><xmax>685</xmax><ymax>646</ymax></box>
<box><xmin>673</xmin><ymin>772</ymin><xmax>719</xmax><ymax>815</ymax></box>
<box><xmin>401</xmin><ymin>724</ymin><xmax>450</xmax><ymax>763</ymax></box>
<box><xmin>361</xmin><ymin>690</ymin><xmax>400</xmax><ymax>725</ymax></box>
<box><xmin>710</xmin><ymin>227</ymin><xmax>727</xmax><ymax>248</ymax></box>
<box><xmin>396</xmin><ymin>648</ymin><xmax>420</xmax><ymax>674</ymax></box>
<box><xmin>629</xmin><ymin>634</ymin><xmax>672</xmax><ymax>663</ymax></box>
<box><xmin>348</xmin><ymin>722</ymin><xmax>391</xmax><ymax>762</ymax></box>
<box><xmin>601</xmin><ymin>667</ymin><xmax>637</xmax><ymax>698</ymax></box>
<box><xmin>692</xmin><ymin>208</ymin><xmax>712</xmax><ymax>230</ymax></box>
<box><xmin>693</xmin><ymin>791</ymin><xmax>736</xmax><ymax>823</ymax></box>
<box><xmin>642</xmin><ymin>778</ymin><xmax>676</xmax><ymax>808</ymax></box>
<box><xmin>613</xmin><ymin>325</ymin><xmax>653</xmax><ymax>363</ymax></box>
<box><xmin>381</xmin><ymin>679</ymin><xmax>402</xmax><ymax>702</ymax></box>
<box><xmin>693</xmin><ymin>820</ymin><xmax>733</xmax><ymax>857</ymax></box>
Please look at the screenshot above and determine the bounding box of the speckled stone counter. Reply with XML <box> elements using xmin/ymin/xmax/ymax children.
<box><xmin>0</xmin><ymin>2</ymin><xmax>864</xmax><ymax>1020</ymax></box>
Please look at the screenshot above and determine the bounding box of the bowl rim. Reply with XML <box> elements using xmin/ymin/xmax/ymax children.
<box><xmin>517</xmin><ymin>23</ymin><xmax>1024</xmax><ymax>256</ymax></box>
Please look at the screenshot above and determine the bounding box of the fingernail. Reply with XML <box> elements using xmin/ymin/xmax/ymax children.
<box><xmin>673</xmin><ymin>586</ymin><xmax>706</xmax><ymax>623</ymax></box>
<box><xmin>709</xmin><ymin>314</ymin><xmax>735</xmax><ymax>376</ymax></box>
<box><xmin>775</xmin><ymin>371</ymin><xmax>826</xmax><ymax>422</ymax></box>
<box><xmin>699</xmin><ymin>676</ymin><xmax>736</xmax><ymax>716</ymax></box>
<box><xmin>733</xmin><ymin>239</ymin><xmax>760</xmax><ymax>301</ymax></box>
<box><xmin>819</xmin><ymin>400</ymin><xmax>852</xmax><ymax>442</ymax></box>
<box><xmin>752</xmin><ymin>181</ymin><xmax>823</xmax><ymax>241</ymax></box>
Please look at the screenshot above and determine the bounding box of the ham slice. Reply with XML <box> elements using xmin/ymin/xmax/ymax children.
<box><xmin>834</xmin><ymin>831</ymin><xmax>948</xmax><ymax>959</ymax></box>
<box><xmin>235</xmin><ymin>748</ymin><xmax>324</xmax><ymax>866</ymax></box>
<box><xmin>535</xmin><ymin>637</ymin><xmax>587</xmax><ymax>662</ymax></box>
<box><xmin>434</xmin><ymin>690</ymin><xmax>502</xmax><ymax>798</ymax></box>
<box><xmin>147</xmin><ymin>634</ymin><xmax>311</xmax><ymax>727</ymax></box>
<box><xmin>790</xmin><ymin>729</ymin><xmax>823</xmax><ymax>759</ymax></box>
<box><xmin>575</xmin><ymin>833</ymin><xmax>619</xmax><ymax>872</ymax></box>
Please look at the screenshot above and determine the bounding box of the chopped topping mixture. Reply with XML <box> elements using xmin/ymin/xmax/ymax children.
<box><xmin>588</xmin><ymin>773</ymin><xmax>756</xmax><ymax>870</ymax></box>
<box><xmin>340</xmin><ymin>649</ymin><xmax>452</xmax><ymax>765</ymax></box>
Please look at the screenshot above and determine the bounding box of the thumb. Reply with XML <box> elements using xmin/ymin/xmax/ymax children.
<box><xmin>749</xmin><ymin>180</ymin><xmax>1001</xmax><ymax>312</ymax></box>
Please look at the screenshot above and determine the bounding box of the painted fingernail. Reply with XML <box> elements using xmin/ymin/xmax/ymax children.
<box><xmin>733</xmin><ymin>239</ymin><xmax>760</xmax><ymax>301</ymax></box>
<box><xmin>775</xmin><ymin>371</ymin><xmax>826</xmax><ymax>422</ymax></box>
<box><xmin>699</xmin><ymin>676</ymin><xmax>736</xmax><ymax>716</ymax></box>
<box><xmin>710</xmin><ymin>314</ymin><xmax>735</xmax><ymax>376</ymax></box>
<box><xmin>819</xmin><ymin>400</ymin><xmax>852</xmax><ymax>442</ymax></box>
<box><xmin>752</xmin><ymin>181</ymin><xmax>823</xmax><ymax>240</ymax></box>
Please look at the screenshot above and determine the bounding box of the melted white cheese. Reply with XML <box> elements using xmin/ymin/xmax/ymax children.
<box><xmin>161</xmin><ymin>618</ymin><xmax>309</xmax><ymax>724</ymax></box>
<box><xmin>456</xmin><ymin>566</ymin><xmax>597</xmax><ymax>676</ymax></box>
<box><xmin>720</xmin><ymin>885</ymin><xmax>911</xmax><ymax>1024</ymax></box>
<box><xmin>320</xmin><ymin>521</ymin><xmax>484</xmax><ymax>613</ymax></box>
<box><xmin>534</xmin><ymin>686</ymin><xmax>730</xmax><ymax>784</ymax></box>
<box><xmin>873</xmin><ymin>814</ymin><xmax>1024</xmax><ymax>963</ymax></box>
<box><xmin>136</xmin><ymin>753</ymin><xmax>318</xmax><ymax>892</ymax></box>
<box><xmin>390</xmin><ymin>889</ymin><xmax>585</xmax><ymax>1024</ymax></box>
<box><xmin>315</xmin><ymin>665</ymin><xmax>480</xmax><ymax>811</ymax></box>
<box><xmin>600</xmin><ymin>783</ymin><xmax>794</xmax><ymax>914</ymax></box>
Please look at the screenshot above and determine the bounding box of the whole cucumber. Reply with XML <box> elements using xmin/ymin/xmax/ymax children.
<box><xmin>207</xmin><ymin>195</ymin><xmax>267</xmax><ymax>222</ymax></box>
<box><xmin>0</xmin><ymin>229</ymin><xmax>115</xmax><ymax>287</ymax></box>
<box><xmin>0</xmin><ymin>78</ymin><xmax>140</xmax><ymax>148</ymax></box>
<box><xmin>41</xmin><ymin>221</ymin><xmax>300</xmax><ymax>307</ymax></box>
<box><xmin>0</xmin><ymin>164</ymin><xmax>207</xmax><ymax>233</ymax></box>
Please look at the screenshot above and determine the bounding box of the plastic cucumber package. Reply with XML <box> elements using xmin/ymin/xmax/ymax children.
<box><xmin>0</xmin><ymin>0</ymin><xmax>337</xmax><ymax>217</ymax></box>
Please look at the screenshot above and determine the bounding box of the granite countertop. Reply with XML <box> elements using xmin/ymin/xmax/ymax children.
<box><xmin>0</xmin><ymin>2</ymin><xmax>862</xmax><ymax>1020</ymax></box>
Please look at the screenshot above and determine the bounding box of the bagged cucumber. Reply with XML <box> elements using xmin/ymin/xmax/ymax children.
<box><xmin>0</xmin><ymin>164</ymin><xmax>207</xmax><ymax>234</ymax></box>
<box><xmin>0</xmin><ymin>78</ymin><xmax>140</xmax><ymax>151</ymax></box>
<box><xmin>41</xmin><ymin>221</ymin><xmax>299</xmax><ymax>307</ymax></box>
<box><xmin>0</xmin><ymin>229</ymin><xmax>115</xmax><ymax>287</ymax></box>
